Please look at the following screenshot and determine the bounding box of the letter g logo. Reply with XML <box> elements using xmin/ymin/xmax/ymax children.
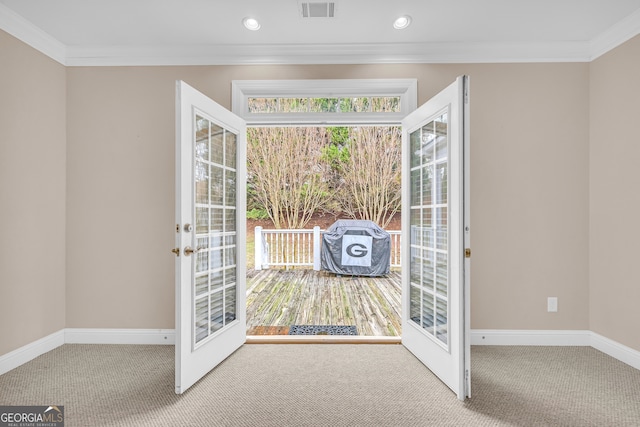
<box><xmin>346</xmin><ymin>243</ymin><xmax>368</xmax><ymax>258</ymax></box>
<box><xmin>341</xmin><ymin>235</ymin><xmax>373</xmax><ymax>267</ymax></box>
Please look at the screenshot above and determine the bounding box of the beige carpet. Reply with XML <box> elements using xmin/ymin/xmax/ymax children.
<box><xmin>1</xmin><ymin>344</ymin><xmax>639</xmax><ymax>426</ymax></box>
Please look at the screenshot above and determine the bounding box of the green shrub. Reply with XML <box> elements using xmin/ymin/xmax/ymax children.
<box><xmin>246</xmin><ymin>208</ymin><xmax>270</xmax><ymax>220</ymax></box>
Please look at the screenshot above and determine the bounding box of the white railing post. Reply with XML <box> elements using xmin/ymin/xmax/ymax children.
<box><xmin>254</xmin><ymin>226</ymin><xmax>263</xmax><ymax>270</ymax></box>
<box><xmin>313</xmin><ymin>226</ymin><xmax>322</xmax><ymax>271</ymax></box>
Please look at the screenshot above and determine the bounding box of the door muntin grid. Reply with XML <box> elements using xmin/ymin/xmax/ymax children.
<box><xmin>409</xmin><ymin>108</ymin><xmax>450</xmax><ymax>349</ymax></box>
<box><xmin>193</xmin><ymin>113</ymin><xmax>238</xmax><ymax>348</ymax></box>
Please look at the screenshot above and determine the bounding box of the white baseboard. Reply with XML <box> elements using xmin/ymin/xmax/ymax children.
<box><xmin>65</xmin><ymin>328</ymin><xmax>175</xmax><ymax>345</ymax></box>
<box><xmin>0</xmin><ymin>330</ymin><xmax>65</xmax><ymax>376</ymax></box>
<box><xmin>471</xmin><ymin>329</ymin><xmax>640</xmax><ymax>371</ymax></box>
<box><xmin>471</xmin><ymin>329</ymin><xmax>592</xmax><ymax>346</ymax></box>
<box><xmin>2</xmin><ymin>328</ymin><xmax>639</xmax><ymax>375</ymax></box>
<box><xmin>590</xmin><ymin>332</ymin><xmax>640</xmax><ymax>371</ymax></box>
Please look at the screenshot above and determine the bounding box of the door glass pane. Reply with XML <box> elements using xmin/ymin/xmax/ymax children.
<box><xmin>436</xmin><ymin>163</ymin><xmax>447</xmax><ymax>205</ymax></box>
<box><xmin>195</xmin><ymin>162</ymin><xmax>209</xmax><ymax>204</ymax></box>
<box><xmin>420</xmin><ymin>125</ymin><xmax>435</xmax><ymax>165</ymax></box>
<box><xmin>423</xmin><ymin>209</ymin><xmax>433</xmax><ymax>247</ymax></box>
<box><xmin>225</xmin><ymin>209</ymin><xmax>236</xmax><ymax>231</ymax></box>
<box><xmin>422</xmin><ymin>292</ymin><xmax>434</xmax><ymax>334</ymax></box>
<box><xmin>195</xmin><ymin>116</ymin><xmax>209</xmax><ymax>161</ymax></box>
<box><xmin>211</xmin><ymin>269</ymin><xmax>223</xmax><ymax>291</ymax></box>
<box><xmin>408</xmin><ymin>111</ymin><xmax>450</xmax><ymax>348</ymax></box>
<box><xmin>435</xmin><ymin>114</ymin><xmax>448</xmax><ymax>161</ymax></box>
<box><xmin>422</xmin><ymin>249</ymin><xmax>434</xmax><ymax>289</ymax></box>
<box><xmin>225</xmin><ymin>131</ymin><xmax>237</xmax><ymax>168</ymax></box>
<box><xmin>225</xmin><ymin>247</ymin><xmax>236</xmax><ymax>267</ymax></box>
<box><xmin>211</xmin><ymin>124</ymin><xmax>224</xmax><ymax>164</ymax></box>
<box><xmin>210</xmin><ymin>291</ymin><xmax>224</xmax><ymax>333</ymax></box>
<box><xmin>436</xmin><ymin>207</ymin><xmax>447</xmax><ymax>251</ymax></box>
<box><xmin>422</xmin><ymin>165</ymin><xmax>433</xmax><ymax>205</ymax></box>
<box><xmin>225</xmin><ymin>286</ymin><xmax>237</xmax><ymax>324</ymax></box>
<box><xmin>436</xmin><ymin>298</ymin><xmax>448</xmax><ymax>344</ymax></box>
<box><xmin>410</xmin><ymin>285</ymin><xmax>421</xmax><ymax>324</ymax></box>
<box><xmin>196</xmin><ymin>240</ymin><xmax>209</xmax><ymax>273</ymax></box>
<box><xmin>225</xmin><ymin>170</ymin><xmax>236</xmax><ymax>206</ymax></box>
<box><xmin>210</xmin><ymin>208</ymin><xmax>223</xmax><ymax>232</ymax></box>
<box><xmin>410</xmin><ymin>247</ymin><xmax>421</xmax><ymax>285</ymax></box>
<box><xmin>195</xmin><ymin>275</ymin><xmax>208</xmax><ymax>296</ymax></box>
<box><xmin>226</xmin><ymin>267</ymin><xmax>236</xmax><ymax>286</ymax></box>
<box><xmin>192</xmin><ymin>112</ymin><xmax>240</xmax><ymax>348</ymax></box>
<box><xmin>195</xmin><ymin>297</ymin><xmax>208</xmax><ymax>344</ymax></box>
<box><xmin>410</xmin><ymin>209</ymin><xmax>421</xmax><ymax>246</ymax></box>
<box><xmin>210</xmin><ymin>168</ymin><xmax>223</xmax><ymax>205</ymax></box>
<box><xmin>196</xmin><ymin>207</ymin><xmax>208</xmax><ymax>234</ymax></box>
<box><xmin>410</xmin><ymin>170</ymin><xmax>421</xmax><ymax>204</ymax></box>
<box><xmin>210</xmin><ymin>248</ymin><xmax>223</xmax><ymax>270</ymax></box>
<box><xmin>410</xmin><ymin>130</ymin><xmax>422</xmax><ymax>168</ymax></box>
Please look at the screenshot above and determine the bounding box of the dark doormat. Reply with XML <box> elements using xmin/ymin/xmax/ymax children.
<box><xmin>288</xmin><ymin>325</ymin><xmax>358</xmax><ymax>335</ymax></box>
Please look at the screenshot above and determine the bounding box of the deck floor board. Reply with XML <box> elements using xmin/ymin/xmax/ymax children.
<box><xmin>246</xmin><ymin>269</ymin><xmax>402</xmax><ymax>337</ymax></box>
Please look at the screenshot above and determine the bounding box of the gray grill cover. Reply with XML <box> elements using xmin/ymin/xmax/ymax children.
<box><xmin>321</xmin><ymin>220</ymin><xmax>390</xmax><ymax>276</ymax></box>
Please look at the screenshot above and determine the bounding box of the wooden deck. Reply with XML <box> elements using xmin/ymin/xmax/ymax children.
<box><xmin>246</xmin><ymin>269</ymin><xmax>402</xmax><ymax>337</ymax></box>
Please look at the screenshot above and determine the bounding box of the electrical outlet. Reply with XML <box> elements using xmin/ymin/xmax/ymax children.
<box><xmin>547</xmin><ymin>297</ymin><xmax>558</xmax><ymax>312</ymax></box>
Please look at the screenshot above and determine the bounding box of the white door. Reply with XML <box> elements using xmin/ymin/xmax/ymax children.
<box><xmin>174</xmin><ymin>81</ymin><xmax>247</xmax><ymax>394</ymax></box>
<box><xmin>401</xmin><ymin>76</ymin><xmax>470</xmax><ymax>400</ymax></box>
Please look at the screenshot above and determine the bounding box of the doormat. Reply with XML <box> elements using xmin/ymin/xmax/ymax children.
<box><xmin>288</xmin><ymin>325</ymin><xmax>358</xmax><ymax>336</ymax></box>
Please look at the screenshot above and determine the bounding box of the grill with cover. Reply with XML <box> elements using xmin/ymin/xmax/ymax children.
<box><xmin>320</xmin><ymin>220</ymin><xmax>390</xmax><ymax>276</ymax></box>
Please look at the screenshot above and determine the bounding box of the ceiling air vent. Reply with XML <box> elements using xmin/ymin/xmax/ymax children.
<box><xmin>300</xmin><ymin>2</ymin><xmax>336</xmax><ymax>18</ymax></box>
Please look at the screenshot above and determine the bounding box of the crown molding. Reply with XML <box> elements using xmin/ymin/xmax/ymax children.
<box><xmin>64</xmin><ymin>41</ymin><xmax>593</xmax><ymax>66</ymax></box>
<box><xmin>0</xmin><ymin>3</ymin><xmax>66</xmax><ymax>65</ymax></box>
<box><xmin>590</xmin><ymin>7</ymin><xmax>640</xmax><ymax>60</ymax></box>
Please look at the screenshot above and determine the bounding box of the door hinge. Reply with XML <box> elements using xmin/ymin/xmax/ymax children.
<box><xmin>465</xmin><ymin>248</ymin><xmax>471</xmax><ymax>258</ymax></box>
<box><xmin>175</xmin><ymin>224</ymin><xmax>180</xmax><ymax>233</ymax></box>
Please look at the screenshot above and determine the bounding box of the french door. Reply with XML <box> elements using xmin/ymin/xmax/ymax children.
<box><xmin>174</xmin><ymin>81</ymin><xmax>247</xmax><ymax>394</ymax></box>
<box><xmin>401</xmin><ymin>76</ymin><xmax>470</xmax><ymax>400</ymax></box>
<box><xmin>173</xmin><ymin>77</ymin><xmax>468</xmax><ymax>398</ymax></box>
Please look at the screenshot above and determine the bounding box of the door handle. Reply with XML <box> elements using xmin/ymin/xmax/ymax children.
<box><xmin>184</xmin><ymin>246</ymin><xmax>205</xmax><ymax>256</ymax></box>
<box><xmin>171</xmin><ymin>248</ymin><xmax>180</xmax><ymax>257</ymax></box>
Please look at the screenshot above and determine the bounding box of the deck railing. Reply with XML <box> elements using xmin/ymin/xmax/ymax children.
<box><xmin>254</xmin><ymin>226</ymin><xmax>401</xmax><ymax>270</ymax></box>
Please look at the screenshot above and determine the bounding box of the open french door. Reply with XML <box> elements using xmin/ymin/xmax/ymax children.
<box><xmin>401</xmin><ymin>76</ymin><xmax>471</xmax><ymax>400</ymax></box>
<box><xmin>174</xmin><ymin>81</ymin><xmax>247</xmax><ymax>394</ymax></box>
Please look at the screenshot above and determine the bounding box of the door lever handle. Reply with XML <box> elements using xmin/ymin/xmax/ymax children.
<box><xmin>183</xmin><ymin>246</ymin><xmax>205</xmax><ymax>256</ymax></box>
<box><xmin>171</xmin><ymin>248</ymin><xmax>180</xmax><ymax>257</ymax></box>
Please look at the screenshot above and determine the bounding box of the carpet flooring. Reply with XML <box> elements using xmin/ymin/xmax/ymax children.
<box><xmin>1</xmin><ymin>344</ymin><xmax>639</xmax><ymax>426</ymax></box>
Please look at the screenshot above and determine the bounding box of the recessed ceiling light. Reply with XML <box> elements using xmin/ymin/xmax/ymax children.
<box><xmin>243</xmin><ymin>17</ymin><xmax>261</xmax><ymax>31</ymax></box>
<box><xmin>393</xmin><ymin>15</ymin><xmax>412</xmax><ymax>30</ymax></box>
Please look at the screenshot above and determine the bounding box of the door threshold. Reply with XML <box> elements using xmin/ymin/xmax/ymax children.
<box><xmin>246</xmin><ymin>335</ymin><xmax>401</xmax><ymax>344</ymax></box>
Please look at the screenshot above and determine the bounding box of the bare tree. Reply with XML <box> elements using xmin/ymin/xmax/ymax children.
<box><xmin>247</xmin><ymin>127</ymin><xmax>331</xmax><ymax>229</ymax></box>
<box><xmin>332</xmin><ymin>126</ymin><xmax>402</xmax><ymax>228</ymax></box>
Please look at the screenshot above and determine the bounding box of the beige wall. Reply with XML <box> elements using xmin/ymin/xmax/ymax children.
<box><xmin>12</xmin><ymin>25</ymin><xmax>634</xmax><ymax>357</ymax></box>
<box><xmin>590</xmin><ymin>35</ymin><xmax>640</xmax><ymax>350</ymax></box>
<box><xmin>0</xmin><ymin>31</ymin><xmax>67</xmax><ymax>355</ymax></box>
<box><xmin>65</xmin><ymin>62</ymin><xmax>590</xmax><ymax>332</ymax></box>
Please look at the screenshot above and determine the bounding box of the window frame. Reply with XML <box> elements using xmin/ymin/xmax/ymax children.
<box><xmin>231</xmin><ymin>79</ymin><xmax>417</xmax><ymax>125</ymax></box>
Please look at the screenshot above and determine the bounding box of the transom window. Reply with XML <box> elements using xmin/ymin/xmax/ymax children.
<box><xmin>232</xmin><ymin>79</ymin><xmax>417</xmax><ymax>125</ymax></box>
<box><xmin>248</xmin><ymin>96</ymin><xmax>401</xmax><ymax>114</ymax></box>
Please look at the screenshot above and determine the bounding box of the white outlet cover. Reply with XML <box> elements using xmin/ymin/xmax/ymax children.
<box><xmin>547</xmin><ymin>297</ymin><xmax>558</xmax><ymax>312</ymax></box>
